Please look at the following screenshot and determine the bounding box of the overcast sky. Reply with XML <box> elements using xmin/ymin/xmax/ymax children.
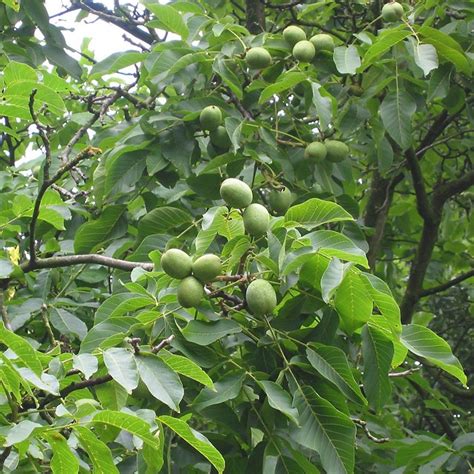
<box><xmin>44</xmin><ymin>0</ymin><xmax>140</xmax><ymax>60</ymax></box>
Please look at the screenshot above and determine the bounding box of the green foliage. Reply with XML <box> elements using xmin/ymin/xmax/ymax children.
<box><xmin>0</xmin><ymin>0</ymin><xmax>472</xmax><ymax>472</ymax></box>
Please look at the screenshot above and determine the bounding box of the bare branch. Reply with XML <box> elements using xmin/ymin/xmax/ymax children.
<box><xmin>0</xmin><ymin>290</ymin><xmax>12</xmax><ymax>331</ymax></box>
<box><xmin>21</xmin><ymin>254</ymin><xmax>153</xmax><ymax>273</ymax></box>
<box><xmin>151</xmin><ymin>335</ymin><xmax>175</xmax><ymax>354</ymax></box>
<box><xmin>433</xmin><ymin>169</ymin><xmax>474</xmax><ymax>208</ymax></box>
<box><xmin>352</xmin><ymin>418</ymin><xmax>390</xmax><ymax>443</ymax></box>
<box><xmin>76</xmin><ymin>0</ymin><xmax>154</xmax><ymax>45</ymax></box>
<box><xmin>28</xmin><ymin>90</ymin><xmax>52</xmax><ymax>180</ymax></box>
<box><xmin>389</xmin><ymin>367</ymin><xmax>420</xmax><ymax>377</ymax></box>
<box><xmin>420</xmin><ymin>269</ymin><xmax>474</xmax><ymax>297</ymax></box>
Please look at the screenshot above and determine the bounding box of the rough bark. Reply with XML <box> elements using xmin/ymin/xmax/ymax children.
<box><xmin>364</xmin><ymin>170</ymin><xmax>396</xmax><ymax>270</ymax></box>
<box><xmin>400</xmin><ymin>220</ymin><xmax>440</xmax><ymax>323</ymax></box>
<box><xmin>246</xmin><ymin>0</ymin><xmax>266</xmax><ymax>34</ymax></box>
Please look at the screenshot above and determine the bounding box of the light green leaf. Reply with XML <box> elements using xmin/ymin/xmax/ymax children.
<box><xmin>414</xmin><ymin>43</ymin><xmax>438</xmax><ymax>76</ymax></box>
<box><xmin>136</xmin><ymin>354</ymin><xmax>184</xmax><ymax>411</ymax></box>
<box><xmin>146</xmin><ymin>3</ymin><xmax>189</xmax><ymax>39</ymax></box>
<box><xmin>285</xmin><ymin>199</ymin><xmax>353</xmax><ymax>230</ymax></box>
<box><xmin>361</xmin><ymin>325</ymin><xmax>393</xmax><ymax>412</ymax></box>
<box><xmin>311</xmin><ymin>82</ymin><xmax>332</xmax><ymax>130</ymax></box>
<box><xmin>103</xmin><ymin>347</ymin><xmax>139</xmax><ymax>394</ymax></box>
<box><xmin>74</xmin><ymin>426</ymin><xmax>119</xmax><ymax>474</ymax></box>
<box><xmin>95</xmin><ymin>293</ymin><xmax>155</xmax><ymax>324</ymax></box>
<box><xmin>159</xmin><ymin>416</ymin><xmax>225</xmax><ymax>473</ymax></box>
<box><xmin>333</xmin><ymin>45</ymin><xmax>361</xmax><ymax>74</ymax></box>
<box><xmin>1</xmin><ymin>0</ymin><xmax>21</xmax><ymax>12</ymax></box>
<box><xmin>90</xmin><ymin>51</ymin><xmax>145</xmax><ymax>77</ymax></box>
<box><xmin>418</xmin><ymin>26</ymin><xmax>470</xmax><ymax>74</ymax></box>
<box><xmin>0</xmin><ymin>260</ymin><xmax>14</xmax><ymax>278</ymax></box>
<box><xmin>72</xmin><ymin>354</ymin><xmax>98</xmax><ymax>380</ymax></box>
<box><xmin>306</xmin><ymin>230</ymin><xmax>368</xmax><ymax>267</ymax></box>
<box><xmin>138</xmin><ymin>207</ymin><xmax>192</xmax><ymax>239</ymax></box>
<box><xmin>0</xmin><ymin>323</ymin><xmax>43</xmax><ymax>375</ymax></box>
<box><xmin>401</xmin><ymin>324</ymin><xmax>467</xmax><ymax>385</ymax></box>
<box><xmin>6</xmin><ymin>81</ymin><xmax>65</xmax><ymax>116</ymax></box>
<box><xmin>44</xmin><ymin>433</ymin><xmax>79</xmax><ymax>474</ymax></box>
<box><xmin>95</xmin><ymin>380</ymin><xmax>128</xmax><ymax>411</ymax></box>
<box><xmin>105</xmin><ymin>149</ymin><xmax>148</xmax><ymax>197</ymax></box>
<box><xmin>16</xmin><ymin>368</ymin><xmax>59</xmax><ymax>394</ymax></box>
<box><xmin>193</xmin><ymin>372</ymin><xmax>245</xmax><ymax>410</ymax></box>
<box><xmin>92</xmin><ymin>410</ymin><xmax>161</xmax><ymax>451</ymax></box>
<box><xmin>159</xmin><ymin>350</ymin><xmax>214</xmax><ymax>388</ymax></box>
<box><xmin>5</xmin><ymin>420</ymin><xmax>41</xmax><ymax>446</ymax></box>
<box><xmin>428</xmin><ymin>65</ymin><xmax>452</xmax><ymax>101</ymax></box>
<box><xmin>307</xmin><ymin>343</ymin><xmax>367</xmax><ymax>406</ymax></box>
<box><xmin>291</xmin><ymin>386</ymin><xmax>355</xmax><ymax>474</ymax></box>
<box><xmin>334</xmin><ymin>271</ymin><xmax>373</xmax><ymax>334</ymax></box>
<box><xmin>258</xmin><ymin>380</ymin><xmax>299</xmax><ymax>425</ymax></box>
<box><xmin>50</xmin><ymin>308</ymin><xmax>87</xmax><ymax>341</ymax></box>
<box><xmin>259</xmin><ymin>72</ymin><xmax>307</xmax><ymax>104</ymax></box>
<box><xmin>320</xmin><ymin>258</ymin><xmax>347</xmax><ymax>303</ymax></box>
<box><xmin>213</xmin><ymin>57</ymin><xmax>242</xmax><ymax>100</ymax></box>
<box><xmin>4</xmin><ymin>61</ymin><xmax>37</xmax><ymax>84</ymax></box>
<box><xmin>74</xmin><ymin>205</ymin><xmax>126</xmax><ymax>254</ymax></box>
<box><xmin>363</xmin><ymin>29</ymin><xmax>412</xmax><ymax>67</ymax></box>
<box><xmin>80</xmin><ymin>317</ymin><xmax>136</xmax><ymax>353</ymax></box>
<box><xmin>361</xmin><ymin>273</ymin><xmax>402</xmax><ymax>336</ymax></box>
<box><xmin>181</xmin><ymin>319</ymin><xmax>242</xmax><ymax>346</ymax></box>
<box><xmin>380</xmin><ymin>91</ymin><xmax>416</xmax><ymax>150</ymax></box>
<box><xmin>168</xmin><ymin>51</ymin><xmax>208</xmax><ymax>74</ymax></box>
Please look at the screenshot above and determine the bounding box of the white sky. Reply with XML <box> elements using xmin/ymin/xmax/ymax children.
<box><xmin>44</xmin><ymin>0</ymin><xmax>142</xmax><ymax>60</ymax></box>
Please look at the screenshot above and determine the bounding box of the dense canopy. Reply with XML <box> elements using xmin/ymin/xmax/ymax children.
<box><xmin>0</xmin><ymin>0</ymin><xmax>472</xmax><ymax>472</ymax></box>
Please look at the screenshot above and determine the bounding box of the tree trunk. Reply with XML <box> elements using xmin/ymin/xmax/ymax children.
<box><xmin>400</xmin><ymin>219</ymin><xmax>440</xmax><ymax>323</ymax></box>
<box><xmin>246</xmin><ymin>0</ymin><xmax>265</xmax><ymax>34</ymax></box>
<box><xmin>364</xmin><ymin>170</ymin><xmax>396</xmax><ymax>270</ymax></box>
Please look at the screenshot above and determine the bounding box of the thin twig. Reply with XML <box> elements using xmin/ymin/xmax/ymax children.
<box><xmin>352</xmin><ymin>418</ymin><xmax>390</xmax><ymax>443</ymax></box>
<box><xmin>151</xmin><ymin>335</ymin><xmax>175</xmax><ymax>354</ymax></box>
<box><xmin>0</xmin><ymin>291</ymin><xmax>12</xmax><ymax>331</ymax></box>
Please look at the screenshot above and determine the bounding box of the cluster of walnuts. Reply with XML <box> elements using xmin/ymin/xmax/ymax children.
<box><xmin>160</xmin><ymin>177</ymin><xmax>277</xmax><ymax>315</ymax></box>
<box><xmin>158</xmin><ymin>3</ymin><xmax>405</xmax><ymax>315</ymax></box>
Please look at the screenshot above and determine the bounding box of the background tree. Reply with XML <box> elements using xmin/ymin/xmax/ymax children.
<box><xmin>0</xmin><ymin>0</ymin><xmax>472</xmax><ymax>472</ymax></box>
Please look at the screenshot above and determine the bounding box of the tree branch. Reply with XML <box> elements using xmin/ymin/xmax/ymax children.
<box><xmin>246</xmin><ymin>0</ymin><xmax>266</xmax><ymax>34</ymax></box>
<box><xmin>0</xmin><ymin>290</ymin><xmax>12</xmax><ymax>331</ymax></box>
<box><xmin>364</xmin><ymin>170</ymin><xmax>397</xmax><ymax>269</ymax></box>
<box><xmin>28</xmin><ymin>88</ymin><xmax>124</xmax><ymax>266</ymax></box>
<box><xmin>405</xmin><ymin>148</ymin><xmax>435</xmax><ymax>223</ymax></box>
<box><xmin>21</xmin><ymin>254</ymin><xmax>153</xmax><ymax>273</ymax></box>
<box><xmin>400</xmin><ymin>220</ymin><xmax>440</xmax><ymax>324</ymax></box>
<box><xmin>420</xmin><ymin>270</ymin><xmax>474</xmax><ymax>297</ymax></box>
<box><xmin>74</xmin><ymin>0</ymin><xmax>154</xmax><ymax>45</ymax></box>
<box><xmin>433</xmin><ymin>169</ymin><xmax>474</xmax><ymax>208</ymax></box>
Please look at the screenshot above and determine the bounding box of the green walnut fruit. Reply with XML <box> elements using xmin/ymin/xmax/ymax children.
<box><xmin>161</xmin><ymin>248</ymin><xmax>192</xmax><ymax>279</ymax></box>
<box><xmin>382</xmin><ymin>2</ymin><xmax>404</xmax><ymax>22</ymax></box>
<box><xmin>243</xmin><ymin>203</ymin><xmax>270</xmax><ymax>237</ymax></box>
<box><xmin>325</xmin><ymin>140</ymin><xmax>349</xmax><ymax>162</ymax></box>
<box><xmin>210</xmin><ymin>126</ymin><xmax>231</xmax><ymax>149</ymax></box>
<box><xmin>245</xmin><ymin>47</ymin><xmax>272</xmax><ymax>69</ymax></box>
<box><xmin>192</xmin><ymin>254</ymin><xmax>222</xmax><ymax>283</ymax></box>
<box><xmin>310</xmin><ymin>33</ymin><xmax>335</xmax><ymax>53</ymax></box>
<box><xmin>246</xmin><ymin>279</ymin><xmax>277</xmax><ymax>316</ymax></box>
<box><xmin>200</xmin><ymin>105</ymin><xmax>222</xmax><ymax>131</ymax></box>
<box><xmin>268</xmin><ymin>187</ymin><xmax>293</xmax><ymax>215</ymax></box>
<box><xmin>283</xmin><ymin>25</ymin><xmax>306</xmax><ymax>46</ymax></box>
<box><xmin>220</xmin><ymin>178</ymin><xmax>253</xmax><ymax>208</ymax></box>
<box><xmin>177</xmin><ymin>276</ymin><xmax>204</xmax><ymax>308</ymax></box>
<box><xmin>304</xmin><ymin>142</ymin><xmax>327</xmax><ymax>161</ymax></box>
<box><xmin>292</xmin><ymin>40</ymin><xmax>315</xmax><ymax>62</ymax></box>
